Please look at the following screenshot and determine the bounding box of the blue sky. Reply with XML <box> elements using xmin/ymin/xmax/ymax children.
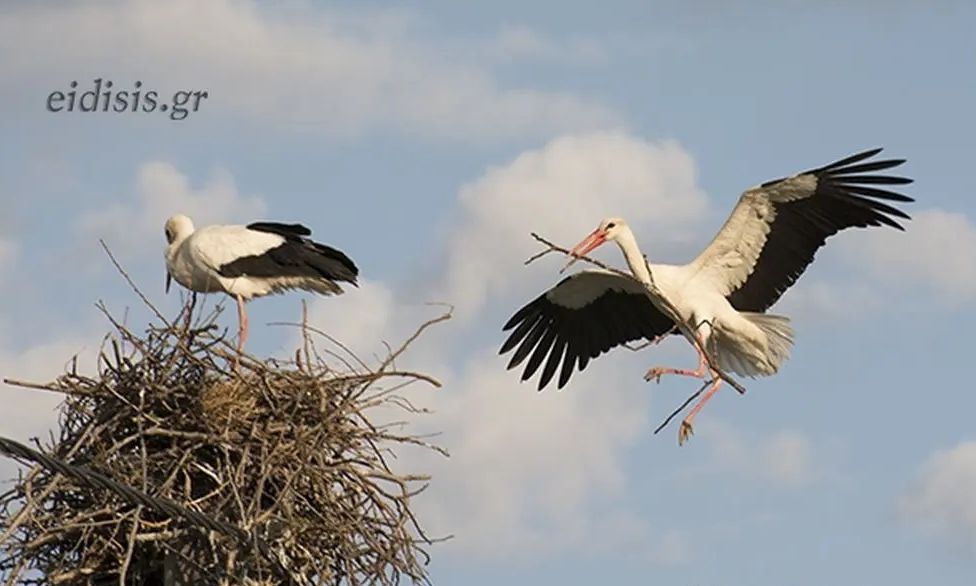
<box><xmin>2</xmin><ymin>1</ymin><xmax>975</xmax><ymax>584</ymax></box>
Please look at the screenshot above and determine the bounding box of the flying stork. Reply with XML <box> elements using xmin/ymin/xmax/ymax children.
<box><xmin>500</xmin><ymin>148</ymin><xmax>913</xmax><ymax>443</ymax></box>
<box><xmin>164</xmin><ymin>214</ymin><xmax>358</xmax><ymax>353</ymax></box>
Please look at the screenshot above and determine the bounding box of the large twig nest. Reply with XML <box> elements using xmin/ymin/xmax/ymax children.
<box><xmin>0</xmin><ymin>295</ymin><xmax>449</xmax><ymax>586</ymax></box>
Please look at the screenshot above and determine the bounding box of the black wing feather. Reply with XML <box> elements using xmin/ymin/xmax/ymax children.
<box><xmin>728</xmin><ymin>148</ymin><xmax>914</xmax><ymax>313</ymax></box>
<box><xmin>246</xmin><ymin>222</ymin><xmax>312</xmax><ymax>237</ymax></box>
<box><xmin>524</xmin><ymin>328</ymin><xmax>559</xmax><ymax>383</ymax></box>
<box><xmin>500</xmin><ymin>273</ymin><xmax>675</xmax><ymax>391</ymax></box>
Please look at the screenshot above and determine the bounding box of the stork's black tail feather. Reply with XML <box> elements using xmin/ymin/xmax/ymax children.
<box><xmin>219</xmin><ymin>221</ymin><xmax>359</xmax><ymax>286</ymax></box>
<box><xmin>306</xmin><ymin>241</ymin><xmax>359</xmax><ymax>285</ymax></box>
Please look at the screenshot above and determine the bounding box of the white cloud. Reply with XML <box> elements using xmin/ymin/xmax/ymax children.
<box><xmin>76</xmin><ymin>160</ymin><xmax>266</xmax><ymax>260</ymax></box>
<box><xmin>685</xmin><ymin>420</ymin><xmax>820</xmax><ymax>488</ymax></box>
<box><xmin>302</xmin><ymin>131</ymin><xmax>709</xmax><ymax>560</ymax></box>
<box><xmin>0</xmin><ymin>327</ymin><xmax>106</xmax><ymax>483</ymax></box>
<box><xmin>0</xmin><ymin>240</ymin><xmax>70</xmax><ymax>469</ymax></box>
<box><xmin>0</xmin><ymin>1</ymin><xmax>618</xmax><ymax>141</ymax></box>
<box><xmin>437</xmin><ymin>131</ymin><xmax>707</xmax><ymax>322</ymax></box>
<box><xmin>487</xmin><ymin>24</ymin><xmax>608</xmax><ymax>65</ymax></box>
<box><xmin>899</xmin><ymin>441</ymin><xmax>976</xmax><ymax>555</ymax></box>
<box><xmin>301</xmin><ymin>279</ymin><xmax>427</xmax><ymax>371</ymax></box>
<box><xmin>750</xmin><ymin>208</ymin><xmax>976</xmax><ymax>326</ymax></box>
<box><xmin>856</xmin><ymin>209</ymin><xmax>976</xmax><ymax>302</ymax></box>
<box><xmin>774</xmin><ymin>280</ymin><xmax>878</xmax><ymax>326</ymax></box>
<box><xmin>418</xmin><ymin>353</ymin><xmax>653</xmax><ymax>558</ymax></box>
<box><xmin>761</xmin><ymin>429</ymin><xmax>816</xmax><ymax>487</ymax></box>
<box><xmin>0</xmin><ymin>334</ymin><xmax>102</xmax><ymax>440</ymax></box>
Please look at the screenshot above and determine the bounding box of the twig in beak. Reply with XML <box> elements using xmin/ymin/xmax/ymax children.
<box><xmin>560</xmin><ymin>229</ymin><xmax>606</xmax><ymax>274</ymax></box>
<box><xmin>559</xmin><ymin>255</ymin><xmax>581</xmax><ymax>274</ymax></box>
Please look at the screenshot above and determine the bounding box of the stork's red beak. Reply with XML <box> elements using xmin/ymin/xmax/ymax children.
<box><xmin>560</xmin><ymin>228</ymin><xmax>608</xmax><ymax>273</ymax></box>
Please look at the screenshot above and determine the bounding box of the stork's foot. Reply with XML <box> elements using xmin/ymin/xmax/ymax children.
<box><xmin>644</xmin><ymin>366</ymin><xmax>665</xmax><ymax>383</ymax></box>
<box><xmin>644</xmin><ymin>366</ymin><xmax>703</xmax><ymax>384</ymax></box>
<box><xmin>678</xmin><ymin>420</ymin><xmax>695</xmax><ymax>446</ymax></box>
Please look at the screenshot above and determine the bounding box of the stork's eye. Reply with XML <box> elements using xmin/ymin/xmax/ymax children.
<box><xmin>606</xmin><ymin>222</ymin><xmax>616</xmax><ymax>229</ymax></box>
<box><xmin>165</xmin><ymin>229</ymin><xmax>173</xmax><ymax>243</ymax></box>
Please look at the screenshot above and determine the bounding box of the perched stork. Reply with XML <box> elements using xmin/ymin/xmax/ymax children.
<box><xmin>164</xmin><ymin>214</ymin><xmax>358</xmax><ymax>353</ymax></box>
<box><xmin>500</xmin><ymin>148</ymin><xmax>913</xmax><ymax>443</ymax></box>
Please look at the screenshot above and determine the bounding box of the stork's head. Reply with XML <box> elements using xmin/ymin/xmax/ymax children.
<box><xmin>164</xmin><ymin>214</ymin><xmax>194</xmax><ymax>294</ymax></box>
<box><xmin>571</xmin><ymin>216</ymin><xmax>630</xmax><ymax>255</ymax></box>
<box><xmin>164</xmin><ymin>214</ymin><xmax>195</xmax><ymax>245</ymax></box>
<box><xmin>597</xmin><ymin>217</ymin><xmax>629</xmax><ymax>242</ymax></box>
<box><xmin>561</xmin><ymin>217</ymin><xmax>630</xmax><ymax>273</ymax></box>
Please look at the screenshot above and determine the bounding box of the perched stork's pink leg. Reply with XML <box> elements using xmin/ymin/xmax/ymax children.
<box><xmin>235</xmin><ymin>294</ymin><xmax>249</xmax><ymax>355</ymax></box>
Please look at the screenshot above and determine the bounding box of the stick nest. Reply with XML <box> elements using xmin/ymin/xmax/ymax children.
<box><xmin>0</xmin><ymin>298</ymin><xmax>449</xmax><ymax>586</ymax></box>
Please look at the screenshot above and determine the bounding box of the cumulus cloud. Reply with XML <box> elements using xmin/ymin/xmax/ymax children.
<box><xmin>76</xmin><ymin>161</ymin><xmax>266</xmax><ymax>260</ymax></box>
<box><xmin>685</xmin><ymin>421</ymin><xmax>820</xmax><ymax>488</ymax></box>
<box><xmin>0</xmin><ymin>239</ymin><xmax>69</xmax><ymax>464</ymax></box>
<box><xmin>0</xmin><ymin>334</ymin><xmax>102</xmax><ymax>440</ymax></box>
<box><xmin>899</xmin><ymin>441</ymin><xmax>976</xmax><ymax>554</ymax></box>
<box><xmin>302</xmin><ymin>132</ymin><xmax>708</xmax><ymax>560</ymax></box>
<box><xmin>856</xmin><ymin>209</ymin><xmax>976</xmax><ymax>303</ymax></box>
<box><xmin>487</xmin><ymin>24</ymin><xmax>607</xmax><ymax>65</ymax></box>
<box><xmin>437</xmin><ymin>132</ymin><xmax>707</xmax><ymax>321</ymax></box>
<box><xmin>735</xmin><ymin>209</ymin><xmax>976</xmax><ymax>326</ymax></box>
<box><xmin>774</xmin><ymin>280</ymin><xmax>878</xmax><ymax>326</ymax></box>
<box><xmin>0</xmin><ymin>328</ymin><xmax>106</xmax><ymax>483</ymax></box>
<box><xmin>0</xmin><ymin>0</ymin><xmax>618</xmax><ymax>141</ymax></box>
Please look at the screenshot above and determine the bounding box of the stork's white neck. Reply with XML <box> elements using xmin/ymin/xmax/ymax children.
<box><xmin>166</xmin><ymin>235</ymin><xmax>187</xmax><ymax>260</ymax></box>
<box><xmin>613</xmin><ymin>228</ymin><xmax>652</xmax><ymax>286</ymax></box>
<box><xmin>165</xmin><ymin>229</ymin><xmax>195</xmax><ymax>268</ymax></box>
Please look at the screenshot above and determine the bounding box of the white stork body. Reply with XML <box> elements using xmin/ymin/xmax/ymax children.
<box><xmin>500</xmin><ymin>148</ymin><xmax>914</xmax><ymax>443</ymax></box>
<box><xmin>164</xmin><ymin>214</ymin><xmax>358</xmax><ymax>353</ymax></box>
<box><xmin>601</xmin><ymin>232</ymin><xmax>795</xmax><ymax>380</ymax></box>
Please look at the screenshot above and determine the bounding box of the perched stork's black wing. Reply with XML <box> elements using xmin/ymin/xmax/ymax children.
<box><xmin>500</xmin><ymin>270</ymin><xmax>675</xmax><ymax>391</ymax></box>
<box><xmin>218</xmin><ymin>222</ymin><xmax>359</xmax><ymax>286</ymax></box>
<box><xmin>690</xmin><ymin>148</ymin><xmax>914</xmax><ymax>313</ymax></box>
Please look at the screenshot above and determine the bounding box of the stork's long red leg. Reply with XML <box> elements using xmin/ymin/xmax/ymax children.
<box><xmin>644</xmin><ymin>327</ymin><xmax>710</xmax><ymax>383</ymax></box>
<box><xmin>642</xmin><ymin>325</ymin><xmax>722</xmax><ymax>445</ymax></box>
<box><xmin>644</xmin><ymin>348</ymin><xmax>707</xmax><ymax>383</ymax></box>
<box><xmin>235</xmin><ymin>294</ymin><xmax>249</xmax><ymax>355</ymax></box>
<box><xmin>672</xmin><ymin>327</ymin><xmax>726</xmax><ymax>445</ymax></box>
<box><xmin>677</xmin><ymin>373</ymin><xmax>722</xmax><ymax>445</ymax></box>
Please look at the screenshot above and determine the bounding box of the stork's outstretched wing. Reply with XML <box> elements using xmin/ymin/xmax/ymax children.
<box><xmin>500</xmin><ymin>270</ymin><xmax>675</xmax><ymax>390</ymax></box>
<box><xmin>690</xmin><ymin>148</ymin><xmax>914</xmax><ymax>312</ymax></box>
